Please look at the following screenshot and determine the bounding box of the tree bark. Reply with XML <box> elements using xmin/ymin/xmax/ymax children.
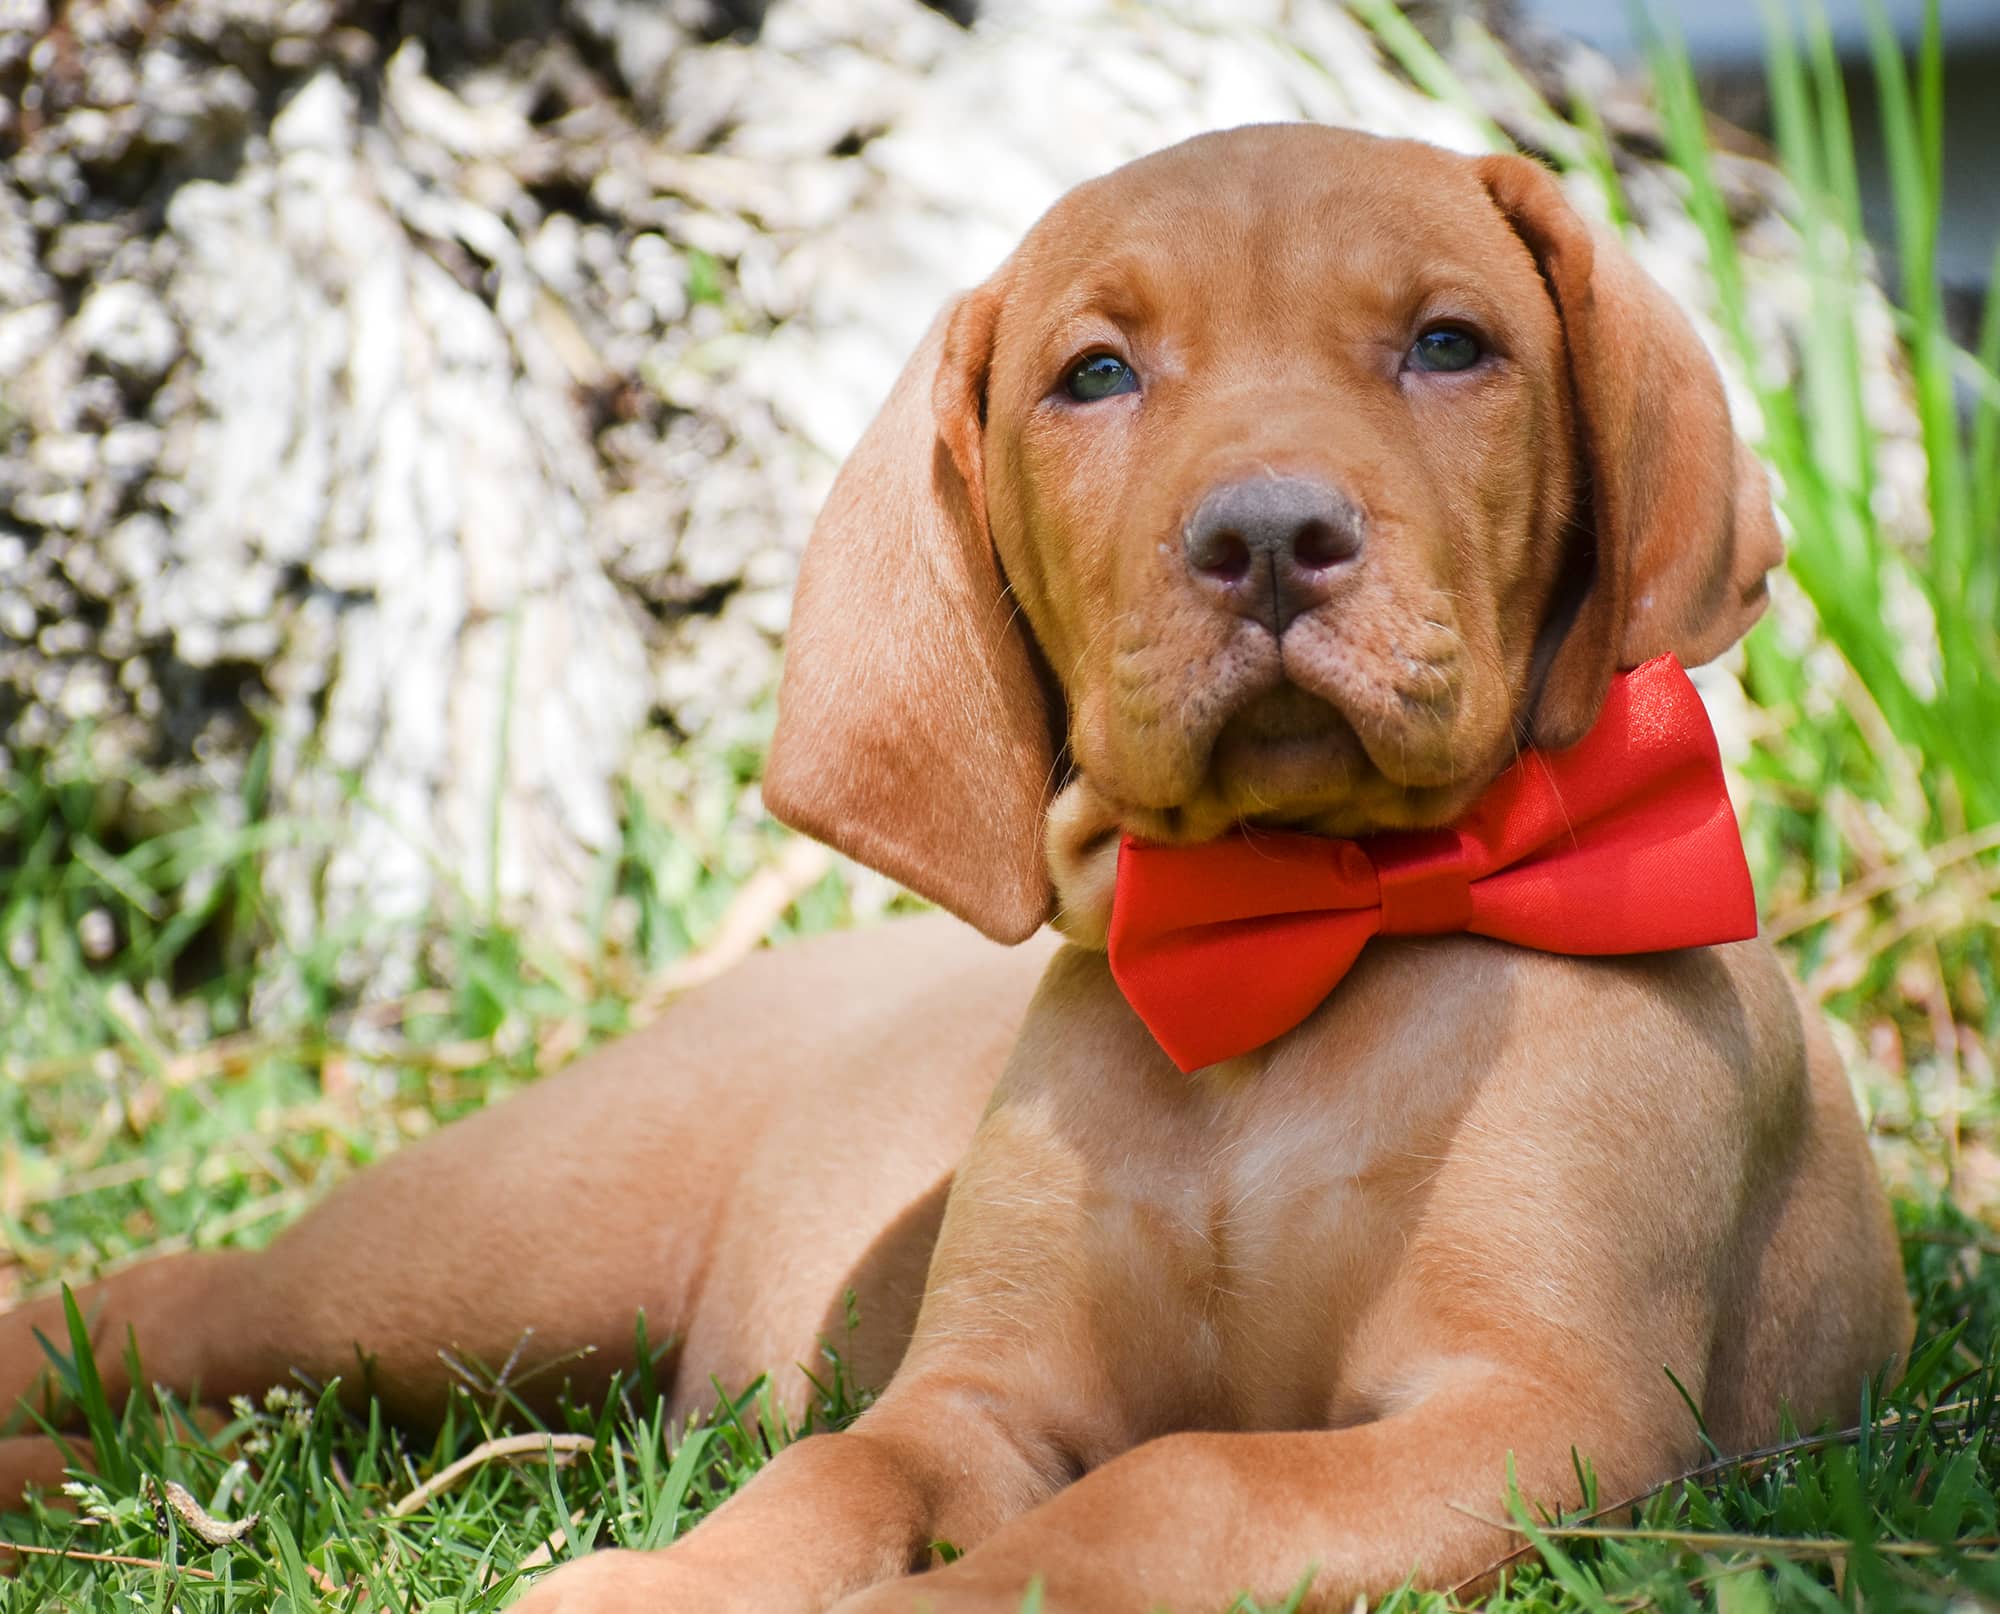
<box><xmin>0</xmin><ymin>0</ymin><xmax>1922</xmax><ymax>990</ymax></box>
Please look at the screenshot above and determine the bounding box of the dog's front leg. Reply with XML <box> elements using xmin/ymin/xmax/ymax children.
<box><xmin>510</xmin><ymin>1360</ymin><xmax>1076</xmax><ymax>1614</ymax></box>
<box><xmin>512</xmin><ymin>1025</ymin><xmax>1110</xmax><ymax>1614</ymax></box>
<box><xmin>827</xmin><ymin>1367</ymin><xmax>1690</xmax><ymax>1614</ymax></box>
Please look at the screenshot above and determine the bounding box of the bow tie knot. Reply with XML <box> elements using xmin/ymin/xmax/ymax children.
<box><xmin>1106</xmin><ymin>657</ymin><xmax>1760</xmax><ymax>1073</ymax></box>
<box><xmin>1370</xmin><ymin>829</ymin><xmax>1474</xmax><ymax>935</ymax></box>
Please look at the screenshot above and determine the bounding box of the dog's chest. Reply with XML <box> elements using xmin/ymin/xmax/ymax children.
<box><xmin>1083</xmin><ymin>1057</ymin><xmax>1440</xmax><ymax>1433</ymax></box>
<box><xmin>984</xmin><ymin>939</ymin><xmax>1535</xmax><ymax>1440</ymax></box>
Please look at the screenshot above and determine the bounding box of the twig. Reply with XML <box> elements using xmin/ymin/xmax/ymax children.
<box><xmin>1904</xmin><ymin>1228</ymin><xmax>2000</xmax><ymax>1258</ymax></box>
<box><xmin>1452</xmin><ymin>1402</ymin><xmax>1986</xmax><ymax>1593</ymax></box>
<box><xmin>635</xmin><ymin>838</ymin><xmax>835</xmax><ymax>1019</ymax></box>
<box><xmin>297</xmin><ymin>1555</ymin><xmax>347</xmax><ymax>1596</ymax></box>
<box><xmin>387</xmin><ymin>1433</ymin><xmax>595</xmax><ymax>1517</ymax></box>
<box><xmin>1767</xmin><ymin>821</ymin><xmax>2000</xmax><ymax>941</ymax></box>
<box><xmin>1451</xmin><ymin>1498</ymin><xmax>2000</xmax><ymax>1604</ymax></box>
<box><xmin>1925</xmin><ymin>938</ymin><xmax>1965</xmax><ymax>1189</ymax></box>
<box><xmin>18</xmin><ymin>1032</ymin><xmax>312</xmax><ymax>1088</ymax></box>
<box><xmin>148</xmin><ymin>1474</ymin><xmax>258</xmax><ymax>1546</ymax></box>
<box><xmin>0</xmin><ymin>1541</ymin><xmax>220</xmax><ymax>1579</ymax></box>
<box><xmin>140</xmin><ymin>1188</ymin><xmax>311</xmax><ymax>1258</ymax></box>
<box><xmin>29</xmin><ymin>1151</ymin><xmax>205</xmax><ymax>1204</ymax></box>
<box><xmin>1457</xmin><ymin>1510</ymin><xmax>1999</xmax><ymax>1559</ymax></box>
<box><xmin>18</xmin><ymin>987</ymin><xmax>454</xmax><ymax>1090</ymax></box>
<box><xmin>353</xmin><ymin>989</ymin><xmax>455</xmax><ymax>1028</ymax></box>
<box><xmin>494</xmin><ymin>1506</ymin><xmax>587</xmax><ymax>1584</ymax></box>
<box><xmin>1879</xmin><ymin>1549</ymin><xmax>2000</xmax><ymax>1614</ymax></box>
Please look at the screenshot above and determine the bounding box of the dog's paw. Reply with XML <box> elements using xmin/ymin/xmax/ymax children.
<box><xmin>828</xmin><ymin>1569</ymin><xmax>1048</xmax><ymax>1614</ymax></box>
<box><xmin>508</xmin><ymin>1549</ymin><xmax>696</xmax><ymax>1614</ymax></box>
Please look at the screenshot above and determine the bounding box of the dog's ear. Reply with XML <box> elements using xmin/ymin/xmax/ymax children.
<box><xmin>1479</xmin><ymin>155</ymin><xmax>1785</xmax><ymax>749</ymax></box>
<box><xmin>763</xmin><ymin>290</ymin><xmax>1059</xmax><ymax>943</ymax></box>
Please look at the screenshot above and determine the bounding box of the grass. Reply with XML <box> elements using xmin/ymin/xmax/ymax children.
<box><xmin>1</xmin><ymin>1207</ymin><xmax>1996</xmax><ymax>1612</ymax></box>
<box><xmin>4</xmin><ymin>2</ymin><xmax>1999</xmax><ymax>1610</ymax></box>
<box><xmin>1</xmin><ymin>714</ymin><xmax>885</xmax><ymax>1605</ymax></box>
<box><xmin>2</xmin><ymin>1304</ymin><xmax>875</xmax><ymax>1611</ymax></box>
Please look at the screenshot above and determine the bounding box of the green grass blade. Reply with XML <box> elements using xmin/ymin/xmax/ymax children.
<box><xmin>260</xmin><ymin>1513</ymin><xmax>317</xmax><ymax>1614</ymax></box>
<box><xmin>1345</xmin><ymin>0</ymin><xmax>1509</xmax><ymax>150</ymax></box>
<box><xmin>1806</xmin><ymin>2</ymin><xmax>1867</xmax><ymax>246</ymax></box>
<box><xmin>1973</xmin><ymin>237</ymin><xmax>2000</xmax><ymax>545</ymax></box>
<box><xmin>1862</xmin><ymin>2</ymin><xmax>1975</xmax><ymax>693</ymax></box>
<box><xmin>60</xmin><ymin>1286</ymin><xmax>136</xmax><ymax>1491</ymax></box>
<box><xmin>1565</xmin><ymin>87</ymin><xmax>1631</xmax><ymax>231</ymax></box>
<box><xmin>1503</xmin><ymin>1453</ymin><xmax>1618</xmax><ymax>1614</ymax></box>
<box><xmin>641</xmin><ymin>1425</ymin><xmax>715</xmax><ymax>1551</ymax></box>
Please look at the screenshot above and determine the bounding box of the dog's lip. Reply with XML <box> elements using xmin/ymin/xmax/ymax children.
<box><xmin>1207</xmin><ymin>700</ymin><xmax>1369</xmax><ymax>810</ymax></box>
<box><xmin>1098</xmin><ymin>623</ymin><xmax>1475</xmax><ymax>822</ymax></box>
<box><xmin>1220</xmin><ymin>683</ymin><xmax>1352</xmax><ymax>746</ymax></box>
<box><xmin>1108</xmin><ymin>667</ymin><xmax>1485</xmax><ymax>839</ymax></box>
<box><xmin>1272</xmin><ymin>654</ymin><xmax>1470</xmax><ymax>793</ymax></box>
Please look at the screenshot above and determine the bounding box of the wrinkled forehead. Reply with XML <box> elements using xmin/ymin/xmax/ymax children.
<box><xmin>997</xmin><ymin>126</ymin><xmax>1542</xmax><ymax>354</ymax></box>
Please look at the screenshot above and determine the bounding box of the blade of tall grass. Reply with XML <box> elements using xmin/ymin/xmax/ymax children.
<box><xmin>61</xmin><ymin>1286</ymin><xmax>136</xmax><ymax>1492</ymax></box>
<box><xmin>1342</xmin><ymin>0</ymin><xmax>1508</xmax><ymax>148</ymax></box>
<box><xmin>1648</xmin><ymin>2</ymin><xmax>2000</xmax><ymax>834</ymax></box>
<box><xmin>1863</xmin><ymin>3</ymin><xmax>1980</xmax><ymax>720</ymax></box>
<box><xmin>1975</xmin><ymin>236</ymin><xmax>2000</xmax><ymax>544</ymax></box>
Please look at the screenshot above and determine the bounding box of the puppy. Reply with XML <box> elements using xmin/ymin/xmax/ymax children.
<box><xmin>2</xmin><ymin>126</ymin><xmax>1908</xmax><ymax>1614</ymax></box>
<box><xmin>519</xmin><ymin>124</ymin><xmax>1911</xmax><ymax>1612</ymax></box>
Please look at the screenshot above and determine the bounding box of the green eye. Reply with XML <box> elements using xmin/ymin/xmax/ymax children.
<box><xmin>1065</xmin><ymin>352</ymin><xmax>1139</xmax><ymax>401</ymax></box>
<box><xmin>1409</xmin><ymin>326</ymin><xmax>1483</xmax><ymax>373</ymax></box>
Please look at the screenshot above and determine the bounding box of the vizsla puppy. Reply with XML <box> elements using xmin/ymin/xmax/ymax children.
<box><xmin>3</xmin><ymin>126</ymin><xmax>1908</xmax><ymax>1614</ymax></box>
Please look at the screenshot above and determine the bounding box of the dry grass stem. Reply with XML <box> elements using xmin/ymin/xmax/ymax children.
<box><xmin>0</xmin><ymin>1541</ymin><xmax>221</xmax><ymax>1578</ymax></box>
<box><xmin>387</xmin><ymin>1432</ymin><xmax>597</xmax><ymax>1517</ymax></box>
<box><xmin>636</xmin><ymin>838</ymin><xmax>835</xmax><ymax>1019</ymax></box>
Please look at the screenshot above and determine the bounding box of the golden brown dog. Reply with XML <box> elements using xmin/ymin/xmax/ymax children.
<box><xmin>3</xmin><ymin>126</ymin><xmax>1909</xmax><ymax>1613</ymax></box>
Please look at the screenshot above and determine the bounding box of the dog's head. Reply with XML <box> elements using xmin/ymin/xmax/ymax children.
<box><xmin>764</xmin><ymin>125</ymin><xmax>1782</xmax><ymax>944</ymax></box>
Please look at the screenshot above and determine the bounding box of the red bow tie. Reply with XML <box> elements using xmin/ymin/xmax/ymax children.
<box><xmin>1106</xmin><ymin>656</ymin><xmax>1758</xmax><ymax>1073</ymax></box>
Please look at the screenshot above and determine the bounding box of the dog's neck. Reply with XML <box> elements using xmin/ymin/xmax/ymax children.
<box><xmin>1045</xmin><ymin>775</ymin><xmax>1126</xmax><ymax>949</ymax></box>
<box><xmin>1043</xmin><ymin>768</ymin><xmax>1516</xmax><ymax>952</ymax></box>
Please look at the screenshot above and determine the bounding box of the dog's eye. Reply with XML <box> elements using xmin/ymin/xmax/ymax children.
<box><xmin>1064</xmin><ymin>352</ymin><xmax>1139</xmax><ymax>401</ymax></box>
<box><xmin>1408</xmin><ymin>326</ymin><xmax>1483</xmax><ymax>373</ymax></box>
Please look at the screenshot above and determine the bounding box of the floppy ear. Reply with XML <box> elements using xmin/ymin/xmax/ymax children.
<box><xmin>1479</xmin><ymin>155</ymin><xmax>1785</xmax><ymax>749</ymax></box>
<box><xmin>763</xmin><ymin>291</ymin><xmax>1060</xmax><ymax>943</ymax></box>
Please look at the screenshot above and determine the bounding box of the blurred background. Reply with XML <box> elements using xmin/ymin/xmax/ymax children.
<box><xmin>1</xmin><ymin>0</ymin><xmax>1997</xmax><ymax>1602</ymax></box>
<box><xmin>3</xmin><ymin>0</ymin><xmax>1996</xmax><ymax>1297</ymax></box>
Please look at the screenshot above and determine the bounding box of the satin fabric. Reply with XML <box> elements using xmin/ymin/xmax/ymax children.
<box><xmin>1106</xmin><ymin>656</ymin><xmax>1758</xmax><ymax>1073</ymax></box>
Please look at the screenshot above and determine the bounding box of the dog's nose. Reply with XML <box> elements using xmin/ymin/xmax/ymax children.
<box><xmin>1182</xmin><ymin>477</ymin><xmax>1363</xmax><ymax>635</ymax></box>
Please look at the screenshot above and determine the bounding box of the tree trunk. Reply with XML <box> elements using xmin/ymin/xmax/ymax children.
<box><xmin>0</xmin><ymin>0</ymin><xmax>1921</xmax><ymax>991</ymax></box>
